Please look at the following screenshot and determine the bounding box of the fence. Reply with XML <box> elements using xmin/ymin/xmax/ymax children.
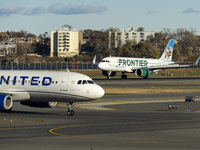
<box><xmin>0</xmin><ymin>61</ymin><xmax>199</xmax><ymax>70</ymax></box>
<box><xmin>0</xmin><ymin>62</ymin><xmax>99</xmax><ymax>70</ymax></box>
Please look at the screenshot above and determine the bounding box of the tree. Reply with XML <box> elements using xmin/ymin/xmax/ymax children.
<box><xmin>153</xmin><ymin>28</ymin><xmax>174</xmax><ymax>53</ymax></box>
<box><xmin>35</xmin><ymin>32</ymin><xmax>50</xmax><ymax>55</ymax></box>
<box><xmin>116</xmin><ymin>47</ymin><xmax>123</xmax><ymax>56</ymax></box>
<box><xmin>0</xmin><ymin>32</ymin><xmax>9</xmax><ymax>41</ymax></box>
<box><xmin>8</xmin><ymin>30</ymin><xmax>36</xmax><ymax>38</ymax></box>
<box><xmin>174</xmin><ymin>28</ymin><xmax>196</xmax><ymax>56</ymax></box>
<box><xmin>122</xmin><ymin>40</ymin><xmax>136</xmax><ymax>57</ymax></box>
<box><xmin>17</xmin><ymin>43</ymin><xmax>35</xmax><ymax>56</ymax></box>
<box><xmin>82</xmin><ymin>29</ymin><xmax>109</xmax><ymax>55</ymax></box>
<box><xmin>135</xmin><ymin>41</ymin><xmax>155</xmax><ymax>58</ymax></box>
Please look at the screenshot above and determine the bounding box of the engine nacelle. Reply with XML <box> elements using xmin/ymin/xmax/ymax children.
<box><xmin>0</xmin><ymin>95</ymin><xmax>13</xmax><ymax>112</ymax></box>
<box><xmin>135</xmin><ymin>68</ymin><xmax>151</xmax><ymax>79</ymax></box>
<box><xmin>102</xmin><ymin>71</ymin><xmax>116</xmax><ymax>77</ymax></box>
<box><xmin>20</xmin><ymin>101</ymin><xmax>57</xmax><ymax>108</ymax></box>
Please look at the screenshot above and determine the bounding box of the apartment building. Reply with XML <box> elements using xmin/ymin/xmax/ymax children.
<box><xmin>0</xmin><ymin>44</ymin><xmax>17</xmax><ymax>56</ymax></box>
<box><xmin>50</xmin><ymin>25</ymin><xmax>83</xmax><ymax>58</ymax></box>
<box><xmin>109</xmin><ymin>26</ymin><xmax>154</xmax><ymax>49</ymax></box>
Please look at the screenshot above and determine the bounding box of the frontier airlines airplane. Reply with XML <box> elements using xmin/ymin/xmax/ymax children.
<box><xmin>0</xmin><ymin>70</ymin><xmax>104</xmax><ymax>116</ymax></box>
<box><xmin>94</xmin><ymin>39</ymin><xmax>199</xmax><ymax>79</ymax></box>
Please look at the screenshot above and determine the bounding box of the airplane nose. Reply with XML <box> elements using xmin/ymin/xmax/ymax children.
<box><xmin>98</xmin><ymin>62</ymin><xmax>103</xmax><ymax>69</ymax></box>
<box><xmin>95</xmin><ymin>85</ymin><xmax>105</xmax><ymax>99</ymax></box>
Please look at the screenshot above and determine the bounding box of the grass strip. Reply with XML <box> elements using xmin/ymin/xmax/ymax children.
<box><xmin>104</xmin><ymin>87</ymin><xmax>200</xmax><ymax>94</ymax></box>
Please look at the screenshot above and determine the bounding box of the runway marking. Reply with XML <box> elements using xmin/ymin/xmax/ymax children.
<box><xmin>48</xmin><ymin>119</ymin><xmax>199</xmax><ymax>145</ymax></box>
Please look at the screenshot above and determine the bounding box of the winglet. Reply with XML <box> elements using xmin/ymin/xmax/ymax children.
<box><xmin>195</xmin><ymin>57</ymin><xmax>200</xmax><ymax>65</ymax></box>
<box><xmin>93</xmin><ymin>55</ymin><xmax>96</xmax><ymax>65</ymax></box>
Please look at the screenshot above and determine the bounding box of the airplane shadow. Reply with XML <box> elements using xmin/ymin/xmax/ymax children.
<box><xmin>3</xmin><ymin>110</ymin><xmax>66</xmax><ymax>116</ymax></box>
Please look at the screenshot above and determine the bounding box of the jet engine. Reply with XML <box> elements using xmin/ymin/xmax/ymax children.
<box><xmin>20</xmin><ymin>101</ymin><xmax>57</xmax><ymax>108</ymax></box>
<box><xmin>0</xmin><ymin>95</ymin><xmax>13</xmax><ymax>112</ymax></box>
<box><xmin>135</xmin><ymin>68</ymin><xmax>150</xmax><ymax>79</ymax></box>
<box><xmin>102</xmin><ymin>70</ymin><xmax>116</xmax><ymax>77</ymax></box>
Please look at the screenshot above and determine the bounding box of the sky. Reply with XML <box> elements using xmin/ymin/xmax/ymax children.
<box><xmin>1</xmin><ymin>0</ymin><xmax>200</xmax><ymax>36</ymax></box>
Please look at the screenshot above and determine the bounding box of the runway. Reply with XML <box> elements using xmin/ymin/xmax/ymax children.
<box><xmin>94</xmin><ymin>77</ymin><xmax>200</xmax><ymax>89</ymax></box>
<box><xmin>0</xmin><ymin>77</ymin><xmax>200</xmax><ymax>150</ymax></box>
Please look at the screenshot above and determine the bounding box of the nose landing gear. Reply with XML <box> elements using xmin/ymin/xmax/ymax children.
<box><xmin>67</xmin><ymin>102</ymin><xmax>75</xmax><ymax>116</ymax></box>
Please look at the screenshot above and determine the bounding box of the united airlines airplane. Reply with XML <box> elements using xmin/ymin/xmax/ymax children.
<box><xmin>0</xmin><ymin>70</ymin><xmax>104</xmax><ymax>116</ymax></box>
<box><xmin>94</xmin><ymin>39</ymin><xmax>199</xmax><ymax>79</ymax></box>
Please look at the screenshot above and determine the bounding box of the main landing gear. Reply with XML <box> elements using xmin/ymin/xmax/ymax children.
<box><xmin>121</xmin><ymin>72</ymin><xmax>127</xmax><ymax>79</ymax></box>
<box><xmin>67</xmin><ymin>102</ymin><xmax>74</xmax><ymax>116</ymax></box>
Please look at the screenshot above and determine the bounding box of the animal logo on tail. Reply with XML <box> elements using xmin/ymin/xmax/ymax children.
<box><xmin>165</xmin><ymin>46</ymin><xmax>173</xmax><ymax>60</ymax></box>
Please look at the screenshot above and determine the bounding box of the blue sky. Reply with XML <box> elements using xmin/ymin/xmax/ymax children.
<box><xmin>1</xmin><ymin>0</ymin><xmax>200</xmax><ymax>36</ymax></box>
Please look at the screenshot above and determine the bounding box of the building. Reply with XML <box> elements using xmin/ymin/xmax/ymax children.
<box><xmin>50</xmin><ymin>25</ymin><xmax>83</xmax><ymax>58</ymax></box>
<box><xmin>109</xmin><ymin>26</ymin><xmax>155</xmax><ymax>49</ymax></box>
<box><xmin>8</xmin><ymin>37</ymin><xmax>40</xmax><ymax>44</ymax></box>
<box><xmin>0</xmin><ymin>44</ymin><xmax>17</xmax><ymax>56</ymax></box>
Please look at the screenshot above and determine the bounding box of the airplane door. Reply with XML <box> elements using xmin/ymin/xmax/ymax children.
<box><xmin>60</xmin><ymin>75</ymin><xmax>69</xmax><ymax>91</ymax></box>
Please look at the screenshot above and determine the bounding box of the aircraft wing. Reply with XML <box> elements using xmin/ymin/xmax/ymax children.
<box><xmin>0</xmin><ymin>89</ymin><xmax>30</xmax><ymax>101</ymax></box>
<box><xmin>147</xmin><ymin>64</ymin><xmax>189</xmax><ymax>70</ymax></box>
<box><xmin>148</xmin><ymin>56</ymin><xmax>200</xmax><ymax>70</ymax></box>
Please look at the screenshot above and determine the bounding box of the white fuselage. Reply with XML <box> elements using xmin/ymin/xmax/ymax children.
<box><xmin>0</xmin><ymin>70</ymin><xmax>104</xmax><ymax>103</ymax></box>
<box><xmin>98</xmin><ymin>57</ymin><xmax>173</xmax><ymax>73</ymax></box>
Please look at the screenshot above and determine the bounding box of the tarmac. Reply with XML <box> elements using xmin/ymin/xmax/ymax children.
<box><xmin>0</xmin><ymin>77</ymin><xmax>200</xmax><ymax>150</ymax></box>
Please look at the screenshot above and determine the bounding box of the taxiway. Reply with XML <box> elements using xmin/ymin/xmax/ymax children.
<box><xmin>0</xmin><ymin>77</ymin><xmax>200</xmax><ymax>150</ymax></box>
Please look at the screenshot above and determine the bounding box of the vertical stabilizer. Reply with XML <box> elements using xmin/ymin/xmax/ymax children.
<box><xmin>160</xmin><ymin>39</ymin><xmax>174</xmax><ymax>61</ymax></box>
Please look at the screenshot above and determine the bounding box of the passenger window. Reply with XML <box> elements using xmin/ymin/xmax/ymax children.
<box><xmin>77</xmin><ymin>80</ymin><xmax>82</xmax><ymax>84</ymax></box>
<box><xmin>82</xmin><ymin>80</ymin><xmax>87</xmax><ymax>84</ymax></box>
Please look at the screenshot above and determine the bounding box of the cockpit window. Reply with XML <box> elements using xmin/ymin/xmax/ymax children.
<box><xmin>87</xmin><ymin>80</ymin><xmax>94</xmax><ymax>84</ymax></box>
<box><xmin>77</xmin><ymin>80</ymin><xmax>95</xmax><ymax>85</ymax></box>
<box><xmin>82</xmin><ymin>80</ymin><xmax>87</xmax><ymax>84</ymax></box>
<box><xmin>102</xmin><ymin>60</ymin><xmax>110</xmax><ymax>63</ymax></box>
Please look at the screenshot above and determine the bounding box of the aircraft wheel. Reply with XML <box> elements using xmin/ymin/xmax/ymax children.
<box><xmin>71</xmin><ymin>110</ymin><xmax>74</xmax><ymax>116</ymax></box>
<box><xmin>67</xmin><ymin>110</ymin><xmax>75</xmax><ymax>116</ymax></box>
<box><xmin>124</xmin><ymin>75</ymin><xmax>127</xmax><ymax>79</ymax></box>
<box><xmin>121</xmin><ymin>75</ymin><xmax>127</xmax><ymax>79</ymax></box>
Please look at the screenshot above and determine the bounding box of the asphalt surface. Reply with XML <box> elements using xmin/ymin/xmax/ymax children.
<box><xmin>0</xmin><ymin>77</ymin><xmax>200</xmax><ymax>150</ymax></box>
